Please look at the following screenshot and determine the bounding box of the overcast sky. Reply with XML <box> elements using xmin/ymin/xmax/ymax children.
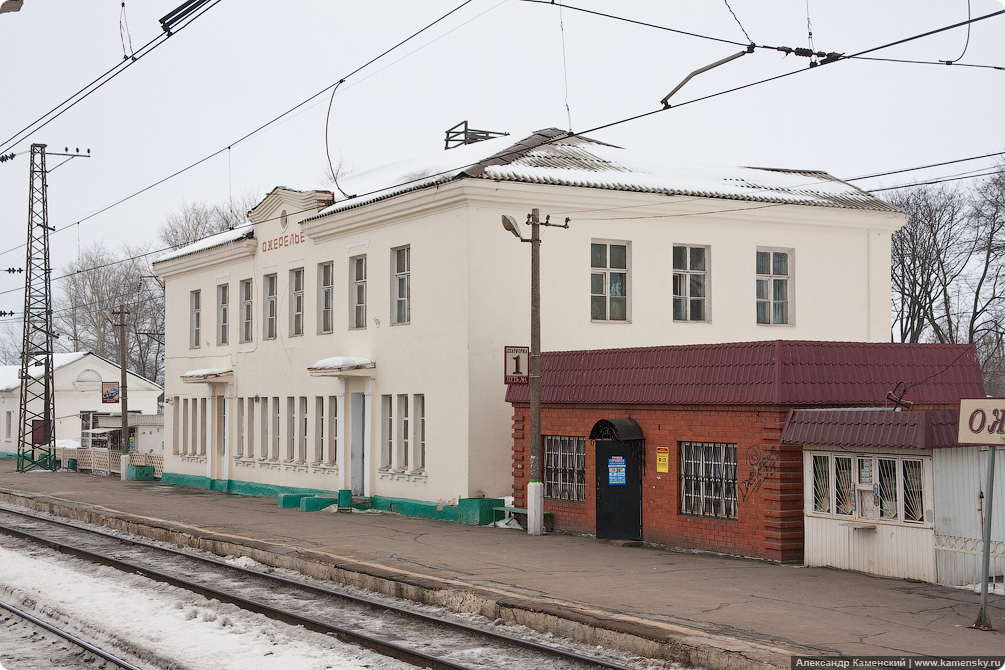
<box><xmin>1</xmin><ymin>0</ymin><xmax>1003</xmax><ymax>313</ymax></box>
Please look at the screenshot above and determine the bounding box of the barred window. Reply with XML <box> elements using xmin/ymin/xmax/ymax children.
<box><xmin>680</xmin><ymin>441</ymin><xmax>737</xmax><ymax>519</ymax></box>
<box><xmin>544</xmin><ymin>436</ymin><xmax>586</xmax><ymax>501</ymax></box>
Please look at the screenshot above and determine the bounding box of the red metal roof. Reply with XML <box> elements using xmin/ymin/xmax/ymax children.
<box><xmin>780</xmin><ymin>408</ymin><xmax>962</xmax><ymax>450</ymax></box>
<box><xmin>505</xmin><ymin>340</ymin><xmax>985</xmax><ymax>407</ymax></box>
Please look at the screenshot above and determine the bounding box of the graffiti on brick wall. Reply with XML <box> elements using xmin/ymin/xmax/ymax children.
<box><xmin>738</xmin><ymin>445</ymin><xmax>778</xmax><ymax>501</ymax></box>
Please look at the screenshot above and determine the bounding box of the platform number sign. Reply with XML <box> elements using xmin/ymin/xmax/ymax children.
<box><xmin>504</xmin><ymin>346</ymin><xmax>529</xmax><ymax>384</ymax></box>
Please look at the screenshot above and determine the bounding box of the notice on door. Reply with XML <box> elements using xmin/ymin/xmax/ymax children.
<box><xmin>608</xmin><ymin>456</ymin><xmax>626</xmax><ymax>485</ymax></box>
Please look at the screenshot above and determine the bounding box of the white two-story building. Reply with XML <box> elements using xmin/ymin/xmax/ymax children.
<box><xmin>153</xmin><ymin>128</ymin><xmax>904</xmax><ymax>515</ymax></box>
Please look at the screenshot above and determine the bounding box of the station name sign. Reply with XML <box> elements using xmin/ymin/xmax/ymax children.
<box><xmin>262</xmin><ymin>231</ymin><xmax>305</xmax><ymax>253</ymax></box>
<box><xmin>959</xmin><ymin>398</ymin><xmax>1005</xmax><ymax>445</ymax></box>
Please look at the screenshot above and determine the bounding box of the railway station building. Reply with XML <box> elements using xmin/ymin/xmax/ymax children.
<box><xmin>153</xmin><ymin>127</ymin><xmax>905</xmax><ymax>516</ymax></box>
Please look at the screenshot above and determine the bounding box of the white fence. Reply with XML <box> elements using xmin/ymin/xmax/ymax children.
<box><xmin>53</xmin><ymin>447</ymin><xmax>163</xmax><ymax>479</ymax></box>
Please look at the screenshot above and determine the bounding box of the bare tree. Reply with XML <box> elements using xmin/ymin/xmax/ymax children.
<box><xmin>158</xmin><ymin>192</ymin><xmax>258</xmax><ymax>250</ymax></box>
<box><xmin>888</xmin><ymin>166</ymin><xmax>1005</xmax><ymax>391</ymax></box>
<box><xmin>53</xmin><ymin>243</ymin><xmax>164</xmax><ymax>386</ymax></box>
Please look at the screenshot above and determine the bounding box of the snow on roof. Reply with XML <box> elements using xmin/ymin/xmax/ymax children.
<box><xmin>180</xmin><ymin>368</ymin><xmax>233</xmax><ymax>381</ymax></box>
<box><xmin>154</xmin><ymin>224</ymin><xmax>254</xmax><ymax>264</ymax></box>
<box><xmin>0</xmin><ymin>352</ymin><xmax>88</xmax><ymax>392</ymax></box>
<box><xmin>313</xmin><ymin>128</ymin><xmax>899</xmax><ymax>217</ymax></box>
<box><xmin>307</xmin><ymin>356</ymin><xmax>375</xmax><ymax>375</ymax></box>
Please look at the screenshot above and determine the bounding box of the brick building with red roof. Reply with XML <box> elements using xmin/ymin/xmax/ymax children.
<box><xmin>506</xmin><ymin>340</ymin><xmax>985</xmax><ymax>563</ymax></box>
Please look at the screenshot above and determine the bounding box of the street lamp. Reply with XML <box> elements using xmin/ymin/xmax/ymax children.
<box><xmin>502</xmin><ymin>208</ymin><xmax>569</xmax><ymax>536</ymax></box>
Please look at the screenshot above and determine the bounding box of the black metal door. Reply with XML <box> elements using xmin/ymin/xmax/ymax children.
<box><xmin>595</xmin><ymin>440</ymin><xmax>642</xmax><ymax>540</ymax></box>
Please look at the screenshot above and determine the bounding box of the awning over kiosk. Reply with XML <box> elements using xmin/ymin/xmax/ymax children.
<box><xmin>589</xmin><ymin>417</ymin><xmax>644</xmax><ymax>441</ymax></box>
<box><xmin>180</xmin><ymin>368</ymin><xmax>233</xmax><ymax>383</ymax></box>
<box><xmin>308</xmin><ymin>356</ymin><xmax>375</xmax><ymax>376</ymax></box>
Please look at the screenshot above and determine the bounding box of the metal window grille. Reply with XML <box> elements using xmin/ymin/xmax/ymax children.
<box><xmin>544</xmin><ymin>436</ymin><xmax>586</xmax><ymax>501</ymax></box>
<box><xmin>903</xmin><ymin>459</ymin><xmax>924</xmax><ymax>522</ymax></box>
<box><xmin>680</xmin><ymin>441</ymin><xmax>737</xmax><ymax>518</ymax></box>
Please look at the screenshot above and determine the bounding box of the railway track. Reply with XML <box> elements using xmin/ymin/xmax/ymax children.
<box><xmin>0</xmin><ymin>598</ymin><xmax>145</xmax><ymax>669</ymax></box>
<box><xmin>0</xmin><ymin>505</ymin><xmax>653</xmax><ymax>670</ymax></box>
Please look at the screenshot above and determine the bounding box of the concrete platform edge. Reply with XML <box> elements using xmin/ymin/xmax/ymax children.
<box><xmin>0</xmin><ymin>488</ymin><xmax>816</xmax><ymax>670</ymax></box>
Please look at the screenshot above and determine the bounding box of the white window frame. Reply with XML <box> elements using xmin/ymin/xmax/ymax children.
<box><xmin>240</xmin><ymin>279</ymin><xmax>253</xmax><ymax>343</ymax></box>
<box><xmin>680</xmin><ymin>441</ymin><xmax>738</xmax><ymax>519</ymax></box>
<box><xmin>290</xmin><ymin>268</ymin><xmax>304</xmax><ymax>337</ymax></box>
<box><xmin>319</xmin><ymin>261</ymin><xmax>334</xmax><ymax>334</ymax></box>
<box><xmin>807</xmin><ymin>451</ymin><xmax>931</xmax><ymax>526</ymax></box>
<box><xmin>264</xmin><ymin>273</ymin><xmax>278</xmax><ymax>340</ymax></box>
<box><xmin>392</xmin><ymin>246</ymin><xmax>410</xmax><ymax>325</ymax></box>
<box><xmin>672</xmin><ymin>244</ymin><xmax>708</xmax><ymax>322</ymax></box>
<box><xmin>590</xmin><ymin>240</ymin><xmax>630</xmax><ymax>322</ymax></box>
<box><xmin>756</xmin><ymin>248</ymin><xmax>793</xmax><ymax>325</ymax></box>
<box><xmin>396</xmin><ymin>394</ymin><xmax>409</xmax><ymax>470</ymax></box>
<box><xmin>380</xmin><ymin>394</ymin><xmax>392</xmax><ymax>468</ymax></box>
<box><xmin>189</xmin><ymin>290</ymin><xmax>201</xmax><ymax>349</ymax></box>
<box><xmin>413</xmin><ymin>394</ymin><xmax>425</xmax><ymax>470</ymax></box>
<box><xmin>351</xmin><ymin>255</ymin><xmax>367</xmax><ymax>330</ymax></box>
<box><xmin>217</xmin><ymin>283</ymin><xmax>229</xmax><ymax>345</ymax></box>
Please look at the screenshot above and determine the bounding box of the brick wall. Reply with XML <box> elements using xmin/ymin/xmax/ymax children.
<box><xmin>510</xmin><ymin>402</ymin><xmax>804</xmax><ymax>562</ymax></box>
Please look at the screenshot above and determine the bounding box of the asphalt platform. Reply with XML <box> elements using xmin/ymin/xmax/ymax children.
<box><xmin>0</xmin><ymin>459</ymin><xmax>1001</xmax><ymax>669</ymax></box>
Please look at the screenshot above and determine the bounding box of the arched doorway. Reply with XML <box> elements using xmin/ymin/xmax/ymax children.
<box><xmin>590</xmin><ymin>418</ymin><xmax>644</xmax><ymax>541</ymax></box>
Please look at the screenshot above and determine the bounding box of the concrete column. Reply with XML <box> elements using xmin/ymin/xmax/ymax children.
<box><xmin>336</xmin><ymin>377</ymin><xmax>347</xmax><ymax>490</ymax></box>
<box><xmin>363</xmin><ymin>377</ymin><xmax>372</xmax><ymax>498</ymax></box>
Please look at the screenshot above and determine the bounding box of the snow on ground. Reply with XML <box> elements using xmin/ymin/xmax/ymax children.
<box><xmin>0</xmin><ymin>542</ymin><xmax>411</xmax><ymax>670</ymax></box>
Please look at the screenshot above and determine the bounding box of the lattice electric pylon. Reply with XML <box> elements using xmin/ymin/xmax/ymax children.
<box><xmin>17</xmin><ymin>143</ymin><xmax>56</xmax><ymax>472</ymax></box>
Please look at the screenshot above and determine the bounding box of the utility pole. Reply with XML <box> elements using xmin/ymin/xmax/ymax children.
<box><xmin>16</xmin><ymin>144</ymin><xmax>89</xmax><ymax>473</ymax></box>
<box><xmin>502</xmin><ymin>208</ymin><xmax>569</xmax><ymax>535</ymax></box>
<box><xmin>107</xmin><ymin>305</ymin><xmax>131</xmax><ymax>453</ymax></box>
<box><xmin>17</xmin><ymin>144</ymin><xmax>55</xmax><ymax>472</ymax></box>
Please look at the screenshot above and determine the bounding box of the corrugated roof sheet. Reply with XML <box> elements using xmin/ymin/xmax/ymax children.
<box><xmin>505</xmin><ymin>341</ymin><xmax>985</xmax><ymax>407</ymax></box>
<box><xmin>312</xmin><ymin>129</ymin><xmax>900</xmax><ymax>218</ymax></box>
<box><xmin>780</xmin><ymin>408</ymin><xmax>962</xmax><ymax>450</ymax></box>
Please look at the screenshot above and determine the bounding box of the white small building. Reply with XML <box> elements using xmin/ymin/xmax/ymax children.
<box><xmin>0</xmin><ymin>352</ymin><xmax>163</xmax><ymax>456</ymax></box>
<box><xmin>785</xmin><ymin>408</ymin><xmax>1005</xmax><ymax>585</ymax></box>
<box><xmin>153</xmin><ymin>128</ymin><xmax>905</xmax><ymax>515</ymax></box>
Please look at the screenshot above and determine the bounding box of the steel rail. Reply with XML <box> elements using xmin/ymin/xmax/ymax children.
<box><xmin>0</xmin><ymin>599</ymin><xmax>145</xmax><ymax>670</ymax></box>
<box><xmin>0</xmin><ymin>506</ymin><xmax>638</xmax><ymax>670</ymax></box>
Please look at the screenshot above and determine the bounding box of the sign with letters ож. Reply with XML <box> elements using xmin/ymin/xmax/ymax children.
<box><xmin>959</xmin><ymin>398</ymin><xmax>1005</xmax><ymax>445</ymax></box>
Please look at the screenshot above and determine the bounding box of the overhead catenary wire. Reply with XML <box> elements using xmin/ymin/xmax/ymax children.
<box><xmin>0</xmin><ymin>0</ymin><xmax>480</xmax><ymax>262</ymax></box>
<box><xmin>3</xmin><ymin>3</ymin><xmax>1003</xmax><ymax>282</ymax></box>
<box><xmin>0</xmin><ymin>0</ymin><xmax>223</xmax><ymax>157</ymax></box>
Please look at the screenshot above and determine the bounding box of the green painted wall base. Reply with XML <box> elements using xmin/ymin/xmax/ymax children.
<box><xmin>160</xmin><ymin>472</ymin><xmax>503</xmax><ymax>524</ymax></box>
<box><xmin>127</xmin><ymin>465</ymin><xmax>155</xmax><ymax>481</ymax></box>
<box><xmin>0</xmin><ymin>451</ymin><xmax>15</xmax><ymax>460</ymax></box>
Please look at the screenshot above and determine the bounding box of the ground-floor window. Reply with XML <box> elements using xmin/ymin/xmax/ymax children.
<box><xmin>809</xmin><ymin>452</ymin><xmax>929</xmax><ymax>524</ymax></box>
<box><xmin>680</xmin><ymin>441</ymin><xmax>738</xmax><ymax>519</ymax></box>
<box><xmin>544</xmin><ymin>435</ymin><xmax>586</xmax><ymax>501</ymax></box>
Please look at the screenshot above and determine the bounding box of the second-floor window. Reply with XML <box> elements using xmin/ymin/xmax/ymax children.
<box><xmin>756</xmin><ymin>249</ymin><xmax>792</xmax><ymax>325</ymax></box>
<box><xmin>591</xmin><ymin>241</ymin><xmax>629</xmax><ymax>322</ymax></box>
<box><xmin>673</xmin><ymin>245</ymin><xmax>707</xmax><ymax>322</ymax></box>
<box><xmin>319</xmin><ymin>262</ymin><xmax>333</xmax><ymax>334</ymax></box>
<box><xmin>351</xmin><ymin>255</ymin><xmax>367</xmax><ymax>329</ymax></box>
<box><xmin>190</xmin><ymin>290</ymin><xmax>201</xmax><ymax>348</ymax></box>
<box><xmin>290</xmin><ymin>268</ymin><xmax>304</xmax><ymax>337</ymax></box>
<box><xmin>240</xmin><ymin>279</ymin><xmax>253</xmax><ymax>342</ymax></box>
<box><xmin>264</xmin><ymin>273</ymin><xmax>278</xmax><ymax>340</ymax></box>
<box><xmin>217</xmin><ymin>284</ymin><xmax>229</xmax><ymax>345</ymax></box>
<box><xmin>392</xmin><ymin>246</ymin><xmax>410</xmax><ymax>325</ymax></box>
